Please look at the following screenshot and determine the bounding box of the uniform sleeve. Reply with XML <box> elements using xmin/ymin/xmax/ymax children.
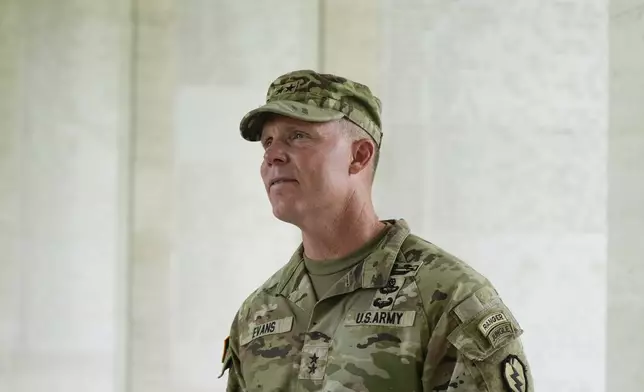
<box><xmin>219</xmin><ymin>316</ymin><xmax>245</xmax><ymax>392</ymax></box>
<box><xmin>422</xmin><ymin>286</ymin><xmax>534</xmax><ymax>392</ymax></box>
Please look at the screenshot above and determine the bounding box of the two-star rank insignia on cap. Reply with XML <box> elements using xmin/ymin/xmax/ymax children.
<box><xmin>501</xmin><ymin>355</ymin><xmax>528</xmax><ymax>392</ymax></box>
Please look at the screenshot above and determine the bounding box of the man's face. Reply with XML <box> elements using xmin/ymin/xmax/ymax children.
<box><xmin>259</xmin><ymin>115</ymin><xmax>353</xmax><ymax>224</ymax></box>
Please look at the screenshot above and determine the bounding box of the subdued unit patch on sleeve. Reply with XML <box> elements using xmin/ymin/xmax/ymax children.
<box><xmin>448</xmin><ymin>287</ymin><xmax>523</xmax><ymax>361</ymax></box>
<box><xmin>501</xmin><ymin>355</ymin><xmax>529</xmax><ymax>392</ymax></box>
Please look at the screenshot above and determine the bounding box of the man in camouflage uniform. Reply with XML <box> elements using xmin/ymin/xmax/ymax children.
<box><xmin>220</xmin><ymin>70</ymin><xmax>533</xmax><ymax>392</ymax></box>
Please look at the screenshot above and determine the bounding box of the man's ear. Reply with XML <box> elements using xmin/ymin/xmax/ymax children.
<box><xmin>349</xmin><ymin>139</ymin><xmax>375</xmax><ymax>175</ymax></box>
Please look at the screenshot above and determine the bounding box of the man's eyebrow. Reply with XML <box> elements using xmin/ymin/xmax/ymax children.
<box><xmin>285</xmin><ymin>125</ymin><xmax>320</xmax><ymax>135</ymax></box>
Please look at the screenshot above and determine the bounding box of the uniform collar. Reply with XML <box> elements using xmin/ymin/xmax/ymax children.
<box><xmin>273</xmin><ymin>219</ymin><xmax>411</xmax><ymax>298</ymax></box>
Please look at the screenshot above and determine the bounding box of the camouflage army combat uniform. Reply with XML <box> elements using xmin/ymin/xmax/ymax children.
<box><xmin>221</xmin><ymin>71</ymin><xmax>533</xmax><ymax>391</ymax></box>
<box><xmin>220</xmin><ymin>220</ymin><xmax>532</xmax><ymax>392</ymax></box>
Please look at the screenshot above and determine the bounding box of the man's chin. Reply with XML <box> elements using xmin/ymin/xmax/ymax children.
<box><xmin>271</xmin><ymin>204</ymin><xmax>300</xmax><ymax>225</ymax></box>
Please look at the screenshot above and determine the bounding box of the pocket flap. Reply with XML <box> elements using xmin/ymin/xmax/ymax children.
<box><xmin>447</xmin><ymin>306</ymin><xmax>523</xmax><ymax>361</ymax></box>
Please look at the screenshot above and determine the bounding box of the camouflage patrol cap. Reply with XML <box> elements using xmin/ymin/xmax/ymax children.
<box><xmin>239</xmin><ymin>70</ymin><xmax>383</xmax><ymax>146</ymax></box>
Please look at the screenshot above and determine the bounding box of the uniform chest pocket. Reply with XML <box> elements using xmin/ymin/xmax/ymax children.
<box><xmin>239</xmin><ymin>316</ymin><xmax>296</xmax><ymax>360</ymax></box>
<box><xmin>339</xmin><ymin>310</ymin><xmax>421</xmax><ymax>352</ymax></box>
<box><xmin>239</xmin><ymin>316</ymin><xmax>296</xmax><ymax>365</ymax></box>
<box><xmin>322</xmin><ymin>310</ymin><xmax>424</xmax><ymax>391</ymax></box>
<box><xmin>238</xmin><ymin>316</ymin><xmax>299</xmax><ymax>390</ymax></box>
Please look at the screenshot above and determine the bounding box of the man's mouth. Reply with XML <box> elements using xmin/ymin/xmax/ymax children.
<box><xmin>270</xmin><ymin>178</ymin><xmax>297</xmax><ymax>187</ymax></box>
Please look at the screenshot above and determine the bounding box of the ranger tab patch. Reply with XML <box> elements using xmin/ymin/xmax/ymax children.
<box><xmin>478</xmin><ymin>311</ymin><xmax>508</xmax><ymax>336</ymax></box>
<box><xmin>501</xmin><ymin>355</ymin><xmax>528</xmax><ymax>392</ymax></box>
<box><xmin>488</xmin><ymin>322</ymin><xmax>515</xmax><ymax>347</ymax></box>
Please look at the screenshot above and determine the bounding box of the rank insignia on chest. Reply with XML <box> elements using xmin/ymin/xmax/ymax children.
<box><xmin>298</xmin><ymin>342</ymin><xmax>330</xmax><ymax>380</ymax></box>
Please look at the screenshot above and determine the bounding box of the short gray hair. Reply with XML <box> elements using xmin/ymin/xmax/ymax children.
<box><xmin>340</xmin><ymin>118</ymin><xmax>380</xmax><ymax>177</ymax></box>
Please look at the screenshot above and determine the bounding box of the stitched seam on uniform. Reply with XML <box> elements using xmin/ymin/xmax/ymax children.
<box><xmin>454</xmin><ymin>295</ymin><xmax>485</xmax><ymax>323</ymax></box>
<box><xmin>278</xmin><ymin>257</ymin><xmax>305</xmax><ymax>295</ymax></box>
<box><xmin>447</xmin><ymin>322</ymin><xmax>491</xmax><ymax>362</ymax></box>
<box><xmin>269</xmin><ymin>91</ymin><xmax>334</xmax><ymax>102</ymax></box>
<box><xmin>326</xmin><ymin>298</ymin><xmax>359</xmax><ymax>353</ymax></box>
<box><xmin>266</xmin><ymin>99</ymin><xmax>342</xmax><ymax>116</ymax></box>
<box><xmin>408</xmin><ymin>251</ymin><xmax>432</xmax><ymax>343</ymax></box>
<box><xmin>225</xmin><ymin>318</ymin><xmax>243</xmax><ymax>381</ymax></box>
<box><xmin>414</xmin><ymin>275</ymin><xmax>433</xmax><ymax>344</ymax></box>
<box><xmin>456</xmin><ymin>297</ymin><xmax>503</xmax><ymax>325</ymax></box>
<box><xmin>370</xmin><ymin>232</ymin><xmax>412</xmax><ymax>287</ymax></box>
<box><xmin>462</xmin><ymin>359</ymin><xmax>487</xmax><ymax>389</ymax></box>
<box><xmin>268</xmin><ymin>94</ymin><xmax>378</xmax><ymax>130</ymax></box>
<box><xmin>447</xmin><ymin>300</ymin><xmax>509</xmax><ymax>362</ymax></box>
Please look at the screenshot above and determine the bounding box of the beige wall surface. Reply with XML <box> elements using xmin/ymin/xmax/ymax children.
<box><xmin>375</xmin><ymin>2</ymin><xmax>607</xmax><ymax>392</ymax></box>
<box><xmin>1</xmin><ymin>1</ymin><xmax>640</xmax><ymax>392</ymax></box>
<box><xmin>0</xmin><ymin>0</ymin><xmax>131</xmax><ymax>391</ymax></box>
<box><xmin>608</xmin><ymin>1</ymin><xmax>644</xmax><ymax>391</ymax></box>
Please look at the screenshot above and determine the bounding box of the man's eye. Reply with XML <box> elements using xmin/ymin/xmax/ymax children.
<box><xmin>262</xmin><ymin>139</ymin><xmax>272</xmax><ymax>148</ymax></box>
<box><xmin>292</xmin><ymin>132</ymin><xmax>306</xmax><ymax>139</ymax></box>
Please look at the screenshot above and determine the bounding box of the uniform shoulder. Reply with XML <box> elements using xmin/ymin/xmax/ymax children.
<box><xmin>400</xmin><ymin>233</ymin><xmax>493</xmax><ymax>313</ymax></box>
<box><xmin>233</xmin><ymin>261</ymin><xmax>293</xmax><ymax>322</ymax></box>
<box><xmin>399</xmin><ymin>234</ymin><xmax>529</xmax><ymax>378</ymax></box>
<box><xmin>401</xmin><ymin>233</ymin><xmax>490</xmax><ymax>285</ymax></box>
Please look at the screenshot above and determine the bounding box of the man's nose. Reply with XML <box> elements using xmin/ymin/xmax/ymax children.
<box><xmin>263</xmin><ymin>141</ymin><xmax>288</xmax><ymax>166</ymax></box>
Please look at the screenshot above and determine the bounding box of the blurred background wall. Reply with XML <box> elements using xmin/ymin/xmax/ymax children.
<box><xmin>0</xmin><ymin>0</ymin><xmax>641</xmax><ymax>391</ymax></box>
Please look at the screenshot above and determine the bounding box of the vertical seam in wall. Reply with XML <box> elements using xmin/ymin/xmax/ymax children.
<box><xmin>120</xmin><ymin>0</ymin><xmax>138</xmax><ymax>391</ymax></box>
<box><xmin>16</xmin><ymin>0</ymin><xmax>29</xmax><ymax>356</ymax></box>
<box><xmin>13</xmin><ymin>0</ymin><xmax>21</xmax><ymax>349</ymax></box>
<box><xmin>604</xmin><ymin>3</ymin><xmax>610</xmax><ymax>388</ymax></box>
<box><xmin>318</xmin><ymin>0</ymin><xmax>325</xmax><ymax>72</ymax></box>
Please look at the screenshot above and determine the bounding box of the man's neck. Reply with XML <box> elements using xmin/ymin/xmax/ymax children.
<box><xmin>299</xmin><ymin>199</ymin><xmax>386</xmax><ymax>261</ymax></box>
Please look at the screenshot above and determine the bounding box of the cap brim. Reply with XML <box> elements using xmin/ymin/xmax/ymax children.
<box><xmin>239</xmin><ymin>100</ymin><xmax>345</xmax><ymax>142</ymax></box>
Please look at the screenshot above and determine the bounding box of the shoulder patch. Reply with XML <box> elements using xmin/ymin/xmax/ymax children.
<box><xmin>478</xmin><ymin>311</ymin><xmax>508</xmax><ymax>335</ymax></box>
<box><xmin>488</xmin><ymin>320</ymin><xmax>516</xmax><ymax>348</ymax></box>
<box><xmin>478</xmin><ymin>310</ymin><xmax>516</xmax><ymax>347</ymax></box>
<box><xmin>218</xmin><ymin>336</ymin><xmax>233</xmax><ymax>379</ymax></box>
<box><xmin>448</xmin><ymin>291</ymin><xmax>523</xmax><ymax>361</ymax></box>
<box><xmin>501</xmin><ymin>355</ymin><xmax>529</xmax><ymax>392</ymax></box>
<box><xmin>222</xmin><ymin>336</ymin><xmax>230</xmax><ymax>363</ymax></box>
